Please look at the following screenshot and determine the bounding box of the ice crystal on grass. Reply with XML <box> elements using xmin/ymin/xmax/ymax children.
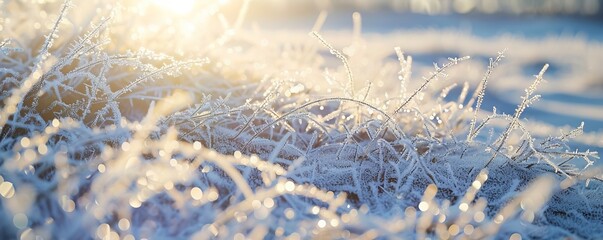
<box><xmin>0</xmin><ymin>1</ymin><xmax>602</xmax><ymax>239</ymax></box>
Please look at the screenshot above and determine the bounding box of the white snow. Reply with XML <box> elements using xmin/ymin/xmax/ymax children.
<box><xmin>1</xmin><ymin>0</ymin><xmax>602</xmax><ymax>239</ymax></box>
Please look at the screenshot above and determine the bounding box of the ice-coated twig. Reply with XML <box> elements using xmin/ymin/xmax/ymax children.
<box><xmin>311</xmin><ymin>31</ymin><xmax>355</xmax><ymax>99</ymax></box>
<box><xmin>395</xmin><ymin>56</ymin><xmax>470</xmax><ymax>114</ymax></box>
<box><xmin>241</xmin><ymin>97</ymin><xmax>393</xmax><ymax>150</ymax></box>
<box><xmin>0</xmin><ymin>0</ymin><xmax>71</xmax><ymax>131</ymax></box>
<box><xmin>467</xmin><ymin>50</ymin><xmax>505</xmax><ymax>142</ymax></box>
<box><xmin>486</xmin><ymin>64</ymin><xmax>548</xmax><ymax>168</ymax></box>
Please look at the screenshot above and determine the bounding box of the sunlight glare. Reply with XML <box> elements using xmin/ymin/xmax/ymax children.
<box><xmin>152</xmin><ymin>0</ymin><xmax>196</xmax><ymax>14</ymax></box>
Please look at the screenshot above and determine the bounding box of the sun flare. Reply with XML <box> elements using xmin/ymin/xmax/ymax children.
<box><xmin>151</xmin><ymin>0</ymin><xmax>196</xmax><ymax>14</ymax></box>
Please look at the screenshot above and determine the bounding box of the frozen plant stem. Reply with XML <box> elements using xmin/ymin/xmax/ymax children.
<box><xmin>241</xmin><ymin>97</ymin><xmax>392</xmax><ymax>149</ymax></box>
<box><xmin>485</xmin><ymin>64</ymin><xmax>548</xmax><ymax>168</ymax></box>
<box><xmin>394</xmin><ymin>47</ymin><xmax>412</xmax><ymax>99</ymax></box>
<box><xmin>311</xmin><ymin>11</ymin><xmax>328</xmax><ymax>33</ymax></box>
<box><xmin>110</xmin><ymin>58</ymin><xmax>209</xmax><ymax>100</ymax></box>
<box><xmin>232</xmin><ymin>83</ymin><xmax>280</xmax><ymax>139</ymax></box>
<box><xmin>373</xmin><ymin>56</ymin><xmax>469</xmax><ymax>140</ymax></box>
<box><xmin>467</xmin><ymin>50</ymin><xmax>505</xmax><ymax>142</ymax></box>
<box><xmin>394</xmin><ymin>56</ymin><xmax>470</xmax><ymax>113</ymax></box>
<box><xmin>0</xmin><ymin>0</ymin><xmax>71</xmax><ymax>131</ymax></box>
<box><xmin>311</xmin><ymin>31</ymin><xmax>355</xmax><ymax>99</ymax></box>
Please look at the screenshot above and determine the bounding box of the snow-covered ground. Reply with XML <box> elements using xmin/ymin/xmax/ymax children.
<box><xmin>253</xmin><ymin>7</ymin><xmax>603</xmax><ymax>163</ymax></box>
<box><xmin>1</xmin><ymin>0</ymin><xmax>602</xmax><ymax>239</ymax></box>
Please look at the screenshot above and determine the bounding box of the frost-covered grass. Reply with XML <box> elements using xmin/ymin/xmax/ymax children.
<box><xmin>1</xmin><ymin>0</ymin><xmax>602</xmax><ymax>239</ymax></box>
